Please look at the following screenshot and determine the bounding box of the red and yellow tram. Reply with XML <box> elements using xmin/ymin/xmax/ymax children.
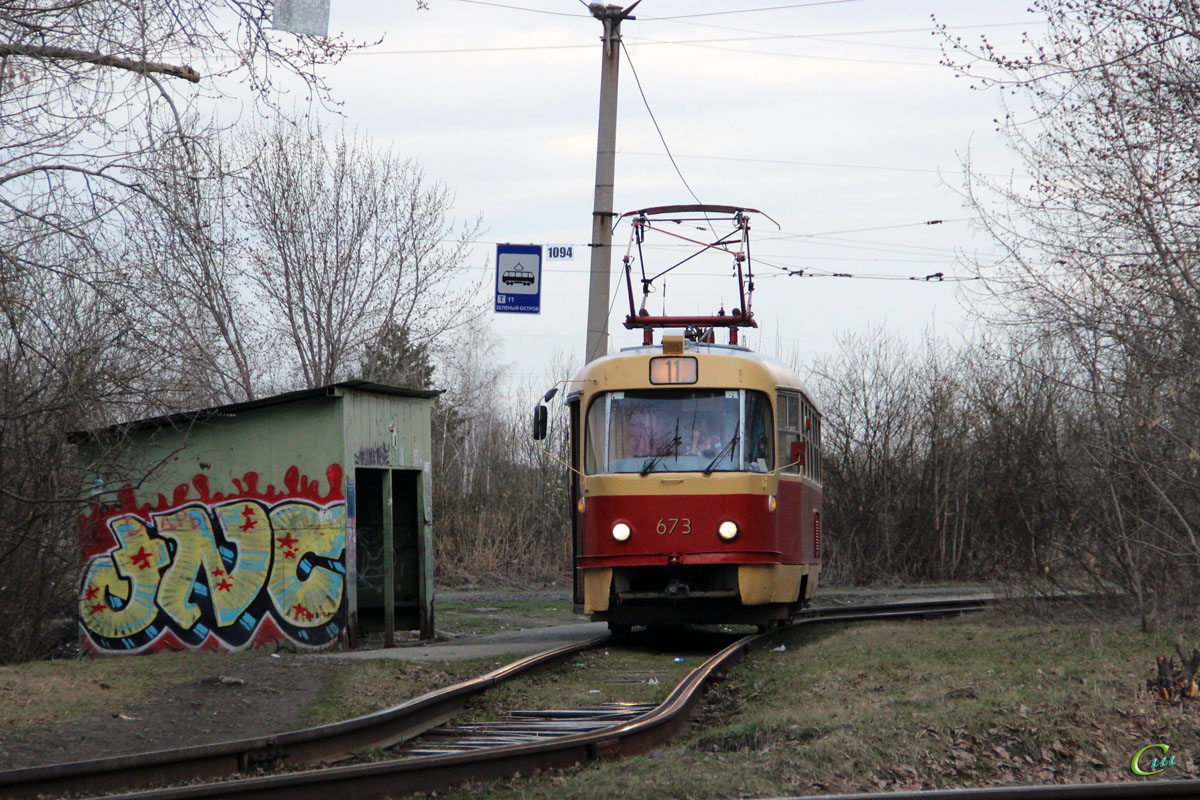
<box><xmin>562</xmin><ymin>334</ymin><xmax>822</xmax><ymax>630</ymax></box>
<box><xmin>538</xmin><ymin>205</ymin><xmax>823</xmax><ymax>630</ymax></box>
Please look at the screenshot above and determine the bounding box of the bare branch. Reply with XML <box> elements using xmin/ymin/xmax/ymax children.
<box><xmin>0</xmin><ymin>43</ymin><xmax>199</xmax><ymax>83</ymax></box>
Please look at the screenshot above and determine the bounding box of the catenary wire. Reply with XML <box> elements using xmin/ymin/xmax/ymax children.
<box><xmin>451</xmin><ymin>0</ymin><xmax>588</xmax><ymax>16</ymax></box>
<box><xmin>638</xmin><ymin>0</ymin><xmax>870</xmax><ymax>20</ymax></box>
<box><xmin>623</xmin><ymin>150</ymin><xmax>949</xmax><ymax>176</ymax></box>
<box><xmin>638</xmin><ymin>19</ymin><xmax>1034</xmax><ymax>39</ymax></box>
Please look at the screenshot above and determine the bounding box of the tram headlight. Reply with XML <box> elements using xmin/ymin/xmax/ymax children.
<box><xmin>767</xmin><ymin>495</ymin><xmax>777</xmax><ymax>513</ymax></box>
<box><xmin>717</xmin><ymin>520</ymin><xmax>740</xmax><ymax>541</ymax></box>
<box><xmin>612</xmin><ymin>522</ymin><xmax>632</xmax><ymax>542</ymax></box>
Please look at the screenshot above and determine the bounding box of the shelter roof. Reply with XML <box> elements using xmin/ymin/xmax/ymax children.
<box><xmin>69</xmin><ymin>380</ymin><xmax>441</xmax><ymax>443</ymax></box>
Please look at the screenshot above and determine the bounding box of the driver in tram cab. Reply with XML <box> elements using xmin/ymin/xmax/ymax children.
<box><xmin>690</xmin><ymin>419</ymin><xmax>721</xmax><ymax>457</ymax></box>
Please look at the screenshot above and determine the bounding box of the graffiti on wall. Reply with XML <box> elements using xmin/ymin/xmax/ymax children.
<box><xmin>79</xmin><ymin>465</ymin><xmax>346</xmax><ymax>654</ymax></box>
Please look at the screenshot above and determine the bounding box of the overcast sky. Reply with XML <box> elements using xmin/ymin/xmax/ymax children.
<box><xmin>289</xmin><ymin>0</ymin><xmax>1039</xmax><ymax>398</ymax></box>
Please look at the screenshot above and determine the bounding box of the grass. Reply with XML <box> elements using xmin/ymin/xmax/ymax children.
<box><xmin>419</xmin><ymin>608</ymin><xmax>1200</xmax><ymax>799</ymax></box>
<box><xmin>434</xmin><ymin>599</ymin><xmax>577</xmax><ymax>637</ymax></box>
<box><xmin>0</xmin><ymin>651</ymin><xmax>263</xmax><ymax>727</ymax></box>
<box><xmin>298</xmin><ymin>655</ymin><xmax>514</xmax><ymax>726</ymax></box>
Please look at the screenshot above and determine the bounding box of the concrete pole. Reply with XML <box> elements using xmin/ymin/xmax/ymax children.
<box><xmin>584</xmin><ymin>4</ymin><xmax>630</xmax><ymax>364</ymax></box>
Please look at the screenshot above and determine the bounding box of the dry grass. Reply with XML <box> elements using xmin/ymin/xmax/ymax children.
<box><xmin>435</xmin><ymin>599</ymin><xmax>576</xmax><ymax>636</ymax></box>
<box><xmin>299</xmin><ymin>656</ymin><xmax>513</xmax><ymax>727</ymax></box>
<box><xmin>0</xmin><ymin>651</ymin><xmax>258</xmax><ymax>727</ymax></box>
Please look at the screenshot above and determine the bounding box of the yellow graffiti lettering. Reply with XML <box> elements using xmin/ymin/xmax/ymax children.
<box><xmin>152</xmin><ymin>506</ymin><xmax>219</xmax><ymax>629</ymax></box>
<box><xmin>210</xmin><ymin>500</ymin><xmax>272</xmax><ymax>625</ymax></box>
<box><xmin>78</xmin><ymin>516</ymin><xmax>169</xmax><ymax>639</ymax></box>
<box><xmin>267</xmin><ymin>502</ymin><xmax>346</xmax><ymax>627</ymax></box>
<box><xmin>1131</xmin><ymin>743</ymin><xmax>1170</xmax><ymax>775</ymax></box>
<box><xmin>154</xmin><ymin>503</ymin><xmax>273</xmax><ymax>629</ymax></box>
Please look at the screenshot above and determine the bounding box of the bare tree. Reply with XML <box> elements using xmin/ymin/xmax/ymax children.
<box><xmin>238</xmin><ymin>119</ymin><xmax>483</xmax><ymax>390</ymax></box>
<box><xmin>431</xmin><ymin>331</ymin><xmax>574</xmax><ymax>586</ymax></box>
<box><xmin>1</xmin><ymin>1</ymin><xmax>369</xmax><ymax>287</ymax></box>
<box><xmin>0</xmin><ymin>2</ymin><xmax>382</xmax><ymax>661</ymax></box>
<box><xmin>939</xmin><ymin>0</ymin><xmax>1200</xmax><ymax>623</ymax></box>
<box><xmin>119</xmin><ymin>131</ymin><xmax>265</xmax><ymax>405</ymax></box>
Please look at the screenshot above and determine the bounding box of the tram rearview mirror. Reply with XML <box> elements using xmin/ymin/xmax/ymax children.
<box><xmin>790</xmin><ymin>440</ymin><xmax>805</xmax><ymax>466</ymax></box>
<box><xmin>533</xmin><ymin>404</ymin><xmax>549</xmax><ymax>440</ymax></box>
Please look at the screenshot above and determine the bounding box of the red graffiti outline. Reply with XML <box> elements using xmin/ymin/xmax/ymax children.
<box><xmin>81</xmin><ymin>464</ymin><xmax>344</xmax><ymax>557</ymax></box>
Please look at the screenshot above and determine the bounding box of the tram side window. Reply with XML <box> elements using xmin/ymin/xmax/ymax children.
<box><xmin>745</xmin><ymin>391</ymin><xmax>774</xmax><ymax>472</ymax></box>
<box><xmin>811</xmin><ymin>414</ymin><xmax>822</xmax><ymax>483</ymax></box>
<box><xmin>776</xmin><ymin>392</ymin><xmax>801</xmax><ymax>474</ymax></box>
<box><xmin>797</xmin><ymin>399</ymin><xmax>822</xmax><ymax>484</ymax></box>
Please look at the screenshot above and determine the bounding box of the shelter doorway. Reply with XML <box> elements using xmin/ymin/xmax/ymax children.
<box><xmin>354</xmin><ymin>468</ymin><xmax>431</xmax><ymax>644</ymax></box>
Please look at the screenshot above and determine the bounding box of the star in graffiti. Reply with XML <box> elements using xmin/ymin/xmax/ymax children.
<box><xmin>276</xmin><ymin>532</ymin><xmax>299</xmax><ymax>550</ymax></box>
<box><xmin>216</xmin><ymin>578</ymin><xmax>233</xmax><ymax>592</ymax></box>
<box><xmin>239</xmin><ymin>504</ymin><xmax>258</xmax><ymax>531</ymax></box>
<box><xmin>85</xmin><ymin>585</ymin><xmax>100</xmax><ymax>600</ymax></box>
<box><xmin>284</xmin><ymin>548</ymin><xmax>297</xmax><ymax>560</ymax></box>
<box><xmin>129</xmin><ymin>546</ymin><xmax>153</xmax><ymax>570</ymax></box>
<box><xmin>89</xmin><ymin>602</ymin><xmax>107</xmax><ymax>615</ymax></box>
<box><xmin>290</xmin><ymin>603</ymin><xmax>315</xmax><ymax>621</ymax></box>
<box><xmin>211</xmin><ymin>567</ymin><xmax>225</xmax><ymax>577</ymax></box>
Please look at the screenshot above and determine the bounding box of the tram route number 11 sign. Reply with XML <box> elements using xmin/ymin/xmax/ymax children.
<box><xmin>495</xmin><ymin>243</ymin><xmax>543</xmax><ymax>315</ymax></box>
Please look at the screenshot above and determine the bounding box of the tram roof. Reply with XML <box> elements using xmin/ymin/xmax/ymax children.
<box><xmin>571</xmin><ymin>342</ymin><xmax>821</xmax><ymax>414</ymax></box>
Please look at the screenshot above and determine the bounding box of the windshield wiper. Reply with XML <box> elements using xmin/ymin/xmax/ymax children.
<box><xmin>641</xmin><ymin>423</ymin><xmax>682</xmax><ymax>476</ymax></box>
<box><xmin>640</xmin><ymin>436</ymin><xmax>682</xmax><ymax>476</ymax></box>
<box><xmin>703</xmin><ymin>428</ymin><xmax>739</xmax><ymax>475</ymax></box>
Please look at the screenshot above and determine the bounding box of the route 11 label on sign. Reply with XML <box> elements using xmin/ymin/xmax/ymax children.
<box><xmin>495</xmin><ymin>243</ymin><xmax>542</xmax><ymax>315</ymax></box>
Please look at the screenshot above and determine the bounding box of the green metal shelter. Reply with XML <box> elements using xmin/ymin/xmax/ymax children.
<box><xmin>74</xmin><ymin>381</ymin><xmax>439</xmax><ymax>655</ymax></box>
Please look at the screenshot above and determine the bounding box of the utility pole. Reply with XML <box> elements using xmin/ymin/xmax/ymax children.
<box><xmin>584</xmin><ymin>2</ymin><xmax>638</xmax><ymax>364</ymax></box>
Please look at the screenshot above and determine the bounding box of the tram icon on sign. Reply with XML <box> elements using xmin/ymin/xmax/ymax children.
<box><xmin>501</xmin><ymin>263</ymin><xmax>536</xmax><ymax>286</ymax></box>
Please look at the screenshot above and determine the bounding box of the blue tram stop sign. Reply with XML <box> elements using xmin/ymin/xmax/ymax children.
<box><xmin>495</xmin><ymin>243</ymin><xmax>542</xmax><ymax>314</ymax></box>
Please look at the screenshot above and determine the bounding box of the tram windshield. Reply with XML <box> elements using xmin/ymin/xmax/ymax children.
<box><xmin>584</xmin><ymin>389</ymin><xmax>773</xmax><ymax>475</ymax></box>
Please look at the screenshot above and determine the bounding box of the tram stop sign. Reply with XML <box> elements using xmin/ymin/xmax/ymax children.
<box><xmin>495</xmin><ymin>243</ymin><xmax>543</xmax><ymax>314</ymax></box>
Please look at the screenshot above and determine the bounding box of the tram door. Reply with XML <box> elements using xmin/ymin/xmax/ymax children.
<box><xmin>569</xmin><ymin>395</ymin><xmax>583</xmax><ymax>608</ymax></box>
<box><xmin>354</xmin><ymin>468</ymin><xmax>425</xmax><ymax>644</ymax></box>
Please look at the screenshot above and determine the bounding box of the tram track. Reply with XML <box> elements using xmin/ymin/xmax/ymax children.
<box><xmin>0</xmin><ymin>597</ymin><xmax>991</xmax><ymax>800</ymax></box>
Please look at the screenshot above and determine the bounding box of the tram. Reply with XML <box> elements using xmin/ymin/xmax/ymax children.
<box><xmin>535</xmin><ymin>205</ymin><xmax>822</xmax><ymax>630</ymax></box>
